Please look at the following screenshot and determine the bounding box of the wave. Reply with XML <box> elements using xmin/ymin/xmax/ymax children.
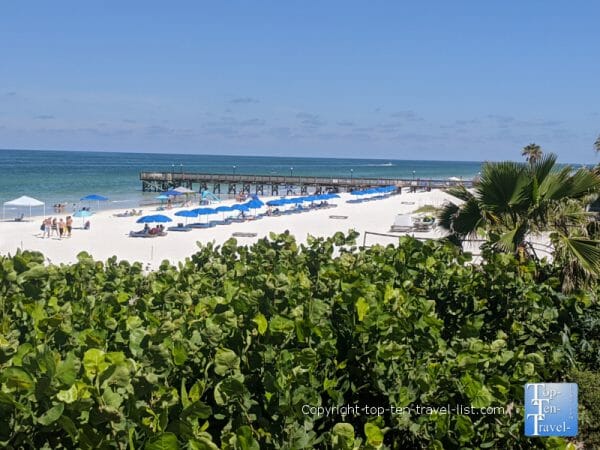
<box><xmin>365</xmin><ymin>162</ymin><xmax>394</xmax><ymax>167</ymax></box>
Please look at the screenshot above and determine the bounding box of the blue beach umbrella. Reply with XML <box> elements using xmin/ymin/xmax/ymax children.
<box><xmin>232</xmin><ymin>204</ymin><xmax>250</xmax><ymax>217</ymax></box>
<box><xmin>215</xmin><ymin>205</ymin><xmax>234</xmax><ymax>219</ymax></box>
<box><xmin>192</xmin><ymin>207</ymin><xmax>217</xmax><ymax>223</ymax></box>
<box><xmin>175</xmin><ymin>210</ymin><xmax>198</xmax><ymax>217</ymax></box>
<box><xmin>162</xmin><ymin>190</ymin><xmax>183</xmax><ymax>197</ymax></box>
<box><xmin>245</xmin><ymin>199</ymin><xmax>264</xmax><ymax>208</ymax></box>
<box><xmin>137</xmin><ymin>214</ymin><xmax>172</xmax><ymax>223</ymax></box>
<box><xmin>73</xmin><ymin>209</ymin><xmax>93</xmax><ymax>226</ymax></box>
<box><xmin>73</xmin><ymin>210</ymin><xmax>92</xmax><ymax>218</ymax></box>
<box><xmin>192</xmin><ymin>207</ymin><xmax>217</xmax><ymax>216</ymax></box>
<box><xmin>175</xmin><ymin>209</ymin><xmax>198</xmax><ymax>224</ymax></box>
<box><xmin>81</xmin><ymin>194</ymin><xmax>108</xmax><ymax>201</ymax></box>
<box><xmin>245</xmin><ymin>199</ymin><xmax>264</xmax><ymax>213</ymax></box>
<box><xmin>80</xmin><ymin>194</ymin><xmax>109</xmax><ymax>210</ymax></box>
<box><xmin>155</xmin><ymin>194</ymin><xmax>169</xmax><ymax>208</ymax></box>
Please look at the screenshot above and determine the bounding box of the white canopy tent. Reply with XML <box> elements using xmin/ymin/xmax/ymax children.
<box><xmin>3</xmin><ymin>195</ymin><xmax>45</xmax><ymax>220</ymax></box>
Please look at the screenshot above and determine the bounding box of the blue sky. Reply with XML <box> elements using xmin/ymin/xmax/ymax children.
<box><xmin>1</xmin><ymin>1</ymin><xmax>599</xmax><ymax>162</ymax></box>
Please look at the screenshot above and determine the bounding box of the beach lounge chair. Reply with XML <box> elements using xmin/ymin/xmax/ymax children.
<box><xmin>129</xmin><ymin>229</ymin><xmax>167</xmax><ymax>237</ymax></box>
<box><xmin>14</xmin><ymin>213</ymin><xmax>25</xmax><ymax>222</ymax></box>
<box><xmin>389</xmin><ymin>214</ymin><xmax>415</xmax><ymax>232</ymax></box>
<box><xmin>188</xmin><ymin>222</ymin><xmax>215</xmax><ymax>229</ymax></box>
<box><xmin>167</xmin><ymin>224</ymin><xmax>192</xmax><ymax>232</ymax></box>
<box><xmin>413</xmin><ymin>221</ymin><xmax>432</xmax><ymax>232</ymax></box>
<box><xmin>210</xmin><ymin>219</ymin><xmax>232</xmax><ymax>226</ymax></box>
<box><xmin>232</xmin><ymin>232</ymin><xmax>258</xmax><ymax>237</ymax></box>
<box><xmin>129</xmin><ymin>231</ymin><xmax>155</xmax><ymax>238</ymax></box>
<box><xmin>413</xmin><ymin>217</ymin><xmax>436</xmax><ymax>232</ymax></box>
<box><xmin>229</xmin><ymin>215</ymin><xmax>247</xmax><ymax>223</ymax></box>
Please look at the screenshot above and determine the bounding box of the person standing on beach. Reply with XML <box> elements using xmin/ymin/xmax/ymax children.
<box><xmin>58</xmin><ymin>219</ymin><xmax>65</xmax><ymax>239</ymax></box>
<box><xmin>66</xmin><ymin>216</ymin><xmax>73</xmax><ymax>237</ymax></box>
<box><xmin>51</xmin><ymin>218</ymin><xmax>58</xmax><ymax>237</ymax></box>
<box><xmin>44</xmin><ymin>217</ymin><xmax>52</xmax><ymax>238</ymax></box>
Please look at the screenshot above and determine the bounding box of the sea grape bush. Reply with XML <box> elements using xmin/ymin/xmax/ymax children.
<box><xmin>0</xmin><ymin>232</ymin><xmax>593</xmax><ymax>449</ymax></box>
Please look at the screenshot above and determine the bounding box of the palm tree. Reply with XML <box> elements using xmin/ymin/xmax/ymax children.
<box><xmin>438</xmin><ymin>153</ymin><xmax>600</xmax><ymax>291</ymax></box>
<box><xmin>521</xmin><ymin>143</ymin><xmax>543</xmax><ymax>165</ymax></box>
<box><xmin>595</xmin><ymin>135</ymin><xmax>600</xmax><ymax>154</ymax></box>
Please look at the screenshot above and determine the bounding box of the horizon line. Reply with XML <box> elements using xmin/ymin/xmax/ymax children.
<box><xmin>1</xmin><ymin>146</ymin><xmax>587</xmax><ymax>166</ymax></box>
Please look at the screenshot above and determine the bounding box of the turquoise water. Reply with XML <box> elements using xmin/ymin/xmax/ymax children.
<box><xmin>0</xmin><ymin>149</ymin><xmax>483</xmax><ymax>216</ymax></box>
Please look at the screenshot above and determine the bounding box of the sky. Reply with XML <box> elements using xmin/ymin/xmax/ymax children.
<box><xmin>1</xmin><ymin>1</ymin><xmax>599</xmax><ymax>162</ymax></box>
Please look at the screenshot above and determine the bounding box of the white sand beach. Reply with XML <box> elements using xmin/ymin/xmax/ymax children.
<box><xmin>0</xmin><ymin>190</ymin><xmax>459</xmax><ymax>269</ymax></box>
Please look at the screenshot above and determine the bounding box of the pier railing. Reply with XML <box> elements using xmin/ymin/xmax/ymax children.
<box><xmin>140</xmin><ymin>171</ymin><xmax>473</xmax><ymax>193</ymax></box>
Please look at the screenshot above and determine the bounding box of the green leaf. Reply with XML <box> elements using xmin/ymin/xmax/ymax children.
<box><xmin>56</xmin><ymin>352</ymin><xmax>80</xmax><ymax>386</ymax></box>
<box><xmin>214</xmin><ymin>348</ymin><xmax>240</xmax><ymax>376</ymax></box>
<box><xmin>57</xmin><ymin>384</ymin><xmax>78</xmax><ymax>404</ymax></box>
<box><xmin>332</xmin><ymin>423</ymin><xmax>355</xmax><ymax>450</ymax></box>
<box><xmin>188</xmin><ymin>437</ymin><xmax>219</xmax><ymax>450</ymax></box>
<box><xmin>214</xmin><ymin>377</ymin><xmax>245</xmax><ymax>405</ymax></box>
<box><xmin>181</xmin><ymin>378</ymin><xmax>190</xmax><ymax>409</ymax></box>
<box><xmin>145</xmin><ymin>432</ymin><xmax>180</xmax><ymax>450</ymax></box>
<box><xmin>455</xmin><ymin>415</ymin><xmax>475</xmax><ymax>443</ymax></box>
<box><xmin>2</xmin><ymin>367</ymin><xmax>35</xmax><ymax>392</ymax></box>
<box><xmin>37</xmin><ymin>403</ymin><xmax>64</xmax><ymax>426</ymax></box>
<box><xmin>58</xmin><ymin>415</ymin><xmax>78</xmax><ymax>440</ymax></box>
<box><xmin>102</xmin><ymin>387</ymin><xmax>123</xmax><ymax>408</ymax></box>
<box><xmin>252</xmin><ymin>313</ymin><xmax>268</xmax><ymax>335</ymax></box>
<box><xmin>182</xmin><ymin>401</ymin><xmax>212</xmax><ymax>420</ymax></box>
<box><xmin>462</xmin><ymin>374</ymin><xmax>494</xmax><ymax>408</ymax></box>
<box><xmin>356</xmin><ymin>297</ymin><xmax>369</xmax><ymax>322</ymax></box>
<box><xmin>235</xmin><ymin>426</ymin><xmax>260</xmax><ymax>450</ymax></box>
<box><xmin>83</xmin><ymin>348</ymin><xmax>109</xmax><ymax>379</ymax></box>
<box><xmin>269</xmin><ymin>315</ymin><xmax>295</xmax><ymax>333</ymax></box>
<box><xmin>20</xmin><ymin>264</ymin><xmax>47</xmax><ymax>280</ymax></box>
<box><xmin>172</xmin><ymin>342</ymin><xmax>187</xmax><ymax>366</ymax></box>
<box><xmin>364</xmin><ymin>422</ymin><xmax>384</xmax><ymax>448</ymax></box>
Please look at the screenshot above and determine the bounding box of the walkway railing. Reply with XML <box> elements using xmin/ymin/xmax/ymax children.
<box><xmin>361</xmin><ymin>231</ymin><xmax>554</xmax><ymax>260</ymax></box>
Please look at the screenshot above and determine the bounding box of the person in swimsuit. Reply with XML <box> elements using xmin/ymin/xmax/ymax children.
<box><xmin>66</xmin><ymin>216</ymin><xmax>73</xmax><ymax>237</ymax></box>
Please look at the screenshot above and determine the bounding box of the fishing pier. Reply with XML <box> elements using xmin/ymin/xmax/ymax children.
<box><xmin>140</xmin><ymin>171</ymin><xmax>472</xmax><ymax>196</ymax></box>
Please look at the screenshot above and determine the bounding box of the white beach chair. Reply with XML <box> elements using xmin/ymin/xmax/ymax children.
<box><xmin>389</xmin><ymin>214</ymin><xmax>414</xmax><ymax>232</ymax></box>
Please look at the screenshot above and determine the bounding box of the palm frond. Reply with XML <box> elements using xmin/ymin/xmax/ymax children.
<box><xmin>530</xmin><ymin>153</ymin><xmax>558</xmax><ymax>185</ymax></box>
<box><xmin>560</xmin><ymin>237</ymin><xmax>600</xmax><ymax>276</ymax></box>
<box><xmin>541</xmin><ymin>168</ymin><xmax>600</xmax><ymax>201</ymax></box>
<box><xmin>564</xmin><ymin>169</ymin><xmax>600</xmax><ymax>198</ymax></box>
<box><xmin>437</xmin><ymin>202</ymin><xmax>460</xmax><ymax>231</ymax></box>
<box><xmin>478</xmin><ymin>161</ymin><xmax>528</xmax><ymax>213</ymax></box>
<box><xmin>494</xmin><ymin>222</ymin><xmax>528</xmax><ymax>253</ymax></box>
<box><xmin>452</xmin><ymin>198</ymin><xmax>484</xmax><ymax>237</ymax></box>
<box><xmin>437</xmin><ymin>198</ymin><xmax>483</xmax><ymax>240</ymax></box>
<box><xmin>445</xmin><ymin>185</ymin><xmax>474</xmax><ymax>202</ymax></box>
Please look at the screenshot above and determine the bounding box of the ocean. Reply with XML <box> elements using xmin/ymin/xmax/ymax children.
<box><xmin>0</xmin><ymin>149</ymin><xmax>483</xmax><ymax>217</ymax></box>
